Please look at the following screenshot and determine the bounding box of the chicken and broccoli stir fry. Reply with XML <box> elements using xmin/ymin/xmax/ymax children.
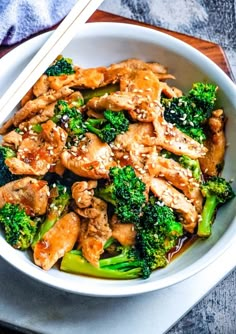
<box><xmin>0</xmin><ymin>56</ymin><xmax>234</xmax><ymax>279</ymax></box>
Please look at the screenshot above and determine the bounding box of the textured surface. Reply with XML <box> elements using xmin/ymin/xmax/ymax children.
<box><xmin>100</xmin><ymin>1</ymin><xmax>236</xmax><ymax>333</ymax></box>
<box><xmin>101</xmin><ymin>0</ymin><xmax>236</xmax><ymax>79</ymax></box>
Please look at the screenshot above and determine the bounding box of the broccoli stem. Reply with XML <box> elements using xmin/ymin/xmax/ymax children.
<box><xmin>82</xmin><ymin>84</ymin><xmax>119</xmax><ymax>103</ymax></box>
<box><xmin>197</xmin><ymin>195</ymin><xmax>218</xmax><ymax>237</ymax></box>
<box><xmin>60</xmin><ymin>252</ymin><xmax>141</xmax><ymax>279</ymax></box>
<box><xmin>32</xmin><ymin>190</ymin><xmax>70</xmax><ymax>246</ymax></box>
<box><xmin>95</xmin><ymin>184</ymin><xmax>116</xmax><ymax>206</ymax></box>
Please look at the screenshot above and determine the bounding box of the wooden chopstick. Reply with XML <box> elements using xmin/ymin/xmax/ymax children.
<box><xmin>0</xmin><ymin>0</ymin><xmax>104</xmax><ymax>122</ymax></box>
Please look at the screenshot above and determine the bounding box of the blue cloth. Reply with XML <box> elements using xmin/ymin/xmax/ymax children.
<box><xmin>0</xmin><ymin>0</ymin><xmax>77</xmax><ymax>45</ymax></box>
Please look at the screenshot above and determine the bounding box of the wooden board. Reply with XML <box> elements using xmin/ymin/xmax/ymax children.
<box><xmin>0</xmin><ymin>10</ymin><xmax>232</xmax><ymax>78</ymax></box>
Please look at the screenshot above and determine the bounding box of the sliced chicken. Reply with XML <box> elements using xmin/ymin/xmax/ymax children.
<box><xmin>47</xmin><ymin>67</ymin><xmax>106</xmax><ymax>90</ymax></box>
<box><xmin>107</xmin><ymin>58</ymin><xmax>172</xmax><ymax>76</ymax></box>
<box><xmin>110</xmin><ymin>214</ymin><xmax>136</xmax><ymax>246</ymax></box>
<box><xmin>72</xmin><ymin>180</ymin><xmax>98</xmax><ymax>208</ymax></box>
<box><xmin>33</xmin><ymin>74</ymin><xmax>50</xmax><ymax>97</ymax></box>
<box><xmin>120</xmin><ymin>69</ymin><xmax>163</xmax><ymax>101</ymax></box>
<box><xmin>150</xmin><ymin>177</ymin><xmax>199</xmax><ymax>233</ymax></box>
<box><xmin>199</xmin><ymin>109</ymin><xmax>226</xmax><ymax>176</ymax></box>
<box><xmin>0</xmin><ymin>86</ymin><xmax>73</xmax><ymax>134</ymax></box>
<box><xmin>147</xmin><ymin>155</ymin><xmax>203</xmax><ymax>212</ymax></box>
<box><xmin>153</xmin><ymin>111</ymin><xmax>208</xmax><ymax>159</ymax></box>
<box><xmin>33</xmin><ymin>212</ymin><xmax>80</xmax><ymax>270</ymax></box>
<box><xmin>21</xmin><ymin>87</ymin><xmax>34</xmax><ymax>107</ymax></box>
<box><xmin>86</xmin><ymin>91</ymin><xmax>147</xmax><ymax>111</ymax></box>
<box><xmin>18</xmin><ymin>103</ymin><xmax>56</xmax><ymax>129</ymax></box>
<box><xmin>61</xmin><ymin>133</ymin><xmax>115</xmax><ymax>179</ymax></box>
<box><xmin>6</xmin><ymin>120</ymin><xmax>67</xmax><ymax>176</ymax></box>
<box><xmin>2</xmin><ymin>130</ymin><xmax>22</xmax><ymax>149</ymax></box>
<box><xmin>113</xmin><ymin>122</ymin><xmax>158</xmax><ymax>191</ymax></box>
<box><xmin>75</xmin><ymin>197</ymin><xmax>112</xmax><ymax>267</ymax></box>
<box><xmin>0</xmin><ymin>177</ymin><xmax>49</xmax><ymax>216</ymax></box>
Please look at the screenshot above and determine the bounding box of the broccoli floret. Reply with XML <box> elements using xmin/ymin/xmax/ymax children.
<box><xmin>0</xmin><ymin>146</ymin><xmax>18</xmax><ymax>187</ymax></box>
<box><xmin>0</xmin><ymin>203</ymin><xmax>38</xmax><ymax>250</ymax></box>
<box><xmin>53</xmin><ymin>100</ymin><xmax>86</xmax><ymax>140</ymax></box>
<box><xmin>96</xmin><ymin>166</ymin><xmax>146</xmax><ymax>223</ymax></box>
<box><xmin>163</xmin><ymin>82</ymin><xmax>217</xmax><ymax>143</ymax></box>
<box><xmin>45</xmin><ymin>56</ymin><xmax>75</xmax><ymax>76</ymax></box>
<box><xmin>85</xmin><ymin>110</ymin><xmax>129</xmax><ymax>143</ymax></box>
<box><xmin>61</xmin><ymin>248</ymin><xmax>143</xmax><ymax>279</ymax></box>
<box><xmin>61</xmin><ymin>197</ymin><xmax>184</xmax><ymax>279</ymax></box>
<box><xmin>61</xmin><ymin>196</ymin><xmax>184</xmax><ymax>279</ymax></box>
<box><xmin>32</xmin><ymin>183</ymin><xmax>70</xmax><ymax>246</ymax></box>
<box><xmin>178</xmin><ymin>155</ymin><xmax>201</xmax><ymax>181</ymax></box>
<box><xmin>197</xmin><ymin>176</ymin><xmax>235</xmax><ymax>237</ymax></box>
<box><xmin>135</xmin><ymin>197</ymin><xmax>184</xmax><ymax>276</ymax></box>
<box><xmin>160</xmin><ymin>150</ymin><xmax>201</xmax><ymax>181</ymax></box>
<box><xmin>189</xmin><ymin>82</ymin><xmax>217</xmax><ymax>112</ymax></box>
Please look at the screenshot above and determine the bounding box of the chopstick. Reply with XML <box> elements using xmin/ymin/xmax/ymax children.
<box><xmin>0</xmin><ymin>0</ymin><xmax>104</xmax><ymax>121</ymax></box>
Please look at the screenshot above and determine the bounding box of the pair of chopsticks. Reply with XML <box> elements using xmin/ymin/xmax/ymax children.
<box><xmin>0</xmin><ymin>0</ymin><xmax>104</xmax><ymax>120</ymax></box>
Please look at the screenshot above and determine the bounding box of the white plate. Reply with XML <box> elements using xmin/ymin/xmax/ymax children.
<box><xmin>0</xmin><ymin>22</ymin><xmax>236</xmax><ymax>297</ymax></box>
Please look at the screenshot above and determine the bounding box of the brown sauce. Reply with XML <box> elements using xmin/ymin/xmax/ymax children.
<box><xmin>167</xmin><ymin>233</ymin><xmax>198</xmax><ymax>263</ymax></box>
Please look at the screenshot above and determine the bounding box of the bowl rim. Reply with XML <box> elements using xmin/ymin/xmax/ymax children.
<box><xmin>0</xmin><ymin>21</ymin><xmax>236</xmax><ymax>297</ymax></box>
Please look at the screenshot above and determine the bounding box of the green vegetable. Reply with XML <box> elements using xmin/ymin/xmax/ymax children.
<box><xmin>61</xmin><ymin>196</ymin><xmax>183</xmax><ymax>279</ymax></box>
<box><xmin>160</xmin><ymin>150</ymin><xmax>201</xmax><ymax>181</ymax></box>
<box><xmin>197</xmin><ymin>176</ymin><xmax>235</xmax><ymax>237</ymax></box>
<box><xmin>45</xmin><ymin>57</ymin><xmax>75</xmax><ymax>76</ymax></box>
<box><xmin>85</xmin><ymin>109</ymin><xmax>129</xmax><ymax>143</ymax></box>
<box><xmin>32</xmin><ymin>183</ymin><xmax>70</xmax><ymax>246</ymax></box>
<box><xmin>96</xmin><ymin>166</ymin><xmax>146</xmax><ymax>223</ymax></box>
<box><xmin>82</xmin><ymin>84</ymin><xmax>119</xmax><ymax>103</ymax></box>
<box><xmin>53</xmin><ymin>100</ymin><xmax>86</xmax><ymax>140</ymax></box>
<box><xmin>178</xmin><ymin>155</ymin><xmax>201</xmax><ymax>181</ymax></box>
<box><xmin>61</xmin><ymin>248</ymin><xmax>143</xmax><ymax>279</ymax></box>
<box><xmin>0</xmin><ymin>203</ymin><xmax>38</xmax><ymax>250</ymax></box>
<box><xmin>135</xmin><ymin>196</ymin><xmax>184</xmax><ymax>277</ymax></box>
<box><xmin>0</xmin><ymin>146</ymin><xmax>18</xmax><ymax>187</ymax></box>
<box><xmin>163</xmin><ymin>82</ymin><xmax>217</xmax><ymax>143</ymax></box>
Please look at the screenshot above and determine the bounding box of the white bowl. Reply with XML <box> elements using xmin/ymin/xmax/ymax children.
<box><xmin>0</xmin><ymin>22</ymin><xmax>236</xmax><ymax>297</ymax></box>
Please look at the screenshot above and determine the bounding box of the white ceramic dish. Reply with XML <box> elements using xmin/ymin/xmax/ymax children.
<box><xmin>0</xmin><ymin>22</ymin><xmax>236</xmax><ymax>297</ymax></box>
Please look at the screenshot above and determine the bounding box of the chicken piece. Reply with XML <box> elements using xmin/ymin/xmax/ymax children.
<box><xmin>199</xmin><ymin>109</ymin><xmax>226</xmax><ymax>176</ymax></box>
<box><xmin>120</xmin><ymin>69</ymin><xmax>163</xmax><ymax>101</ymax></box>
<box><xmin>110</xmin><ymin>214</ymin><xmax>136</xmax><ymax>246</ymax></box>
<box><xmin>75</xmin><ymin>197</ymin><xmax>112</xmax><ymax>267</ymax></box>
<box><xmin>113</xmin><ymin>122</ymin><xmax>156</xmax><ymax>170</ymax></box>
<box><xmin>86</xmin><ymin>91</ymin><xmax>147</xmax><ymax>111</ymax></box>
<box><xmin>18</xmin><ymin>103</ymin><xmax>56</xmax><ymax>129</ymax></box>
<box><xmin>150</xmin><ymin>177</ymin><xmax>199</xmax><ymax>233</ymax></box>
<box><xmin>2</xmin><ymin>130</ymin><xmax>22</xmax><ymax>149</ymax></box>
<box><xmin>108</xmin><ymin>58</ymin><xmax>169</xmax><ymax>75</ymax></box>
<box><xmin>128</xmin><ymin>100</ymin><xmax>162</xmax><ymax>122</ymax></box>
<box><xmin>61</xmin><ymin>133</ymin><xmax>115</xmax><ymax>179</ymax></box>
<box><xmin>0</xmin><ymin>86</ymin><xmax>73</xmax><ymax>135</ymax></box>
<box><xmin>21</xmin><ymin>87</ymin><xmax>34</xmax><ymax>107</ymax></box>
<box><xmin>147</xmin><ymin>155</ymin><xmax>203</xmax><ymax>212</ymax></box>
<box><xmin>72</xmin><ymin>180</ymin><xmax>98</xmax><ymax>208</ymax></box>
<box><xmin>103</xmin><ymin>67</ymin><xmax>130</xmax><ymax>86</ymax></box>
<box><xmin>65</xmin><ymin>91</ymin><xmax>84</xmax><ymax>108</ymax></box>
<box><xmin>47</xmin><ymin>67</ymin><xmax>106</xmax><ymax>90</ymax></box>
<box><xmin>107</xmin><ymin>59</ymin><xmax>175</xmax><ymax>83</ymax></box>
<box><xmin>0</xmin><ymin>177</ymin><xmax>49</xmax><ymax>216</ymax></box>
<box><xmin>34</xmin><ymin>212</ymin><xmax>80</xmax><ymax>271</ymax></box>
<box><xmin>33</xmin><ymin>74</ymin><xmax>50</xmax><ymax>97</ymax></box>
<box><xmin>6</xmin><ymin>120</ymin><xmax>67</xmax><ymax>176</ymax></box>
<box><xmin>114</xmin><ymin>122</ymin><xmax>156</xmax><ymax>150</ymax></box>
<box><xmin>153</xmin><ymin>111</ymin><xmax>207</xmax><ymax>159</ymax></box>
